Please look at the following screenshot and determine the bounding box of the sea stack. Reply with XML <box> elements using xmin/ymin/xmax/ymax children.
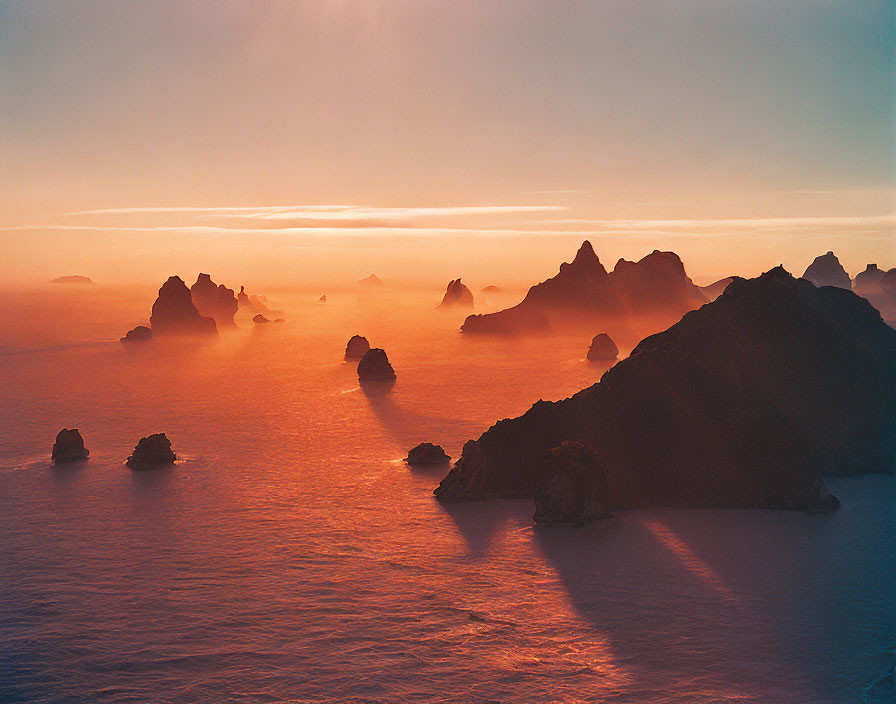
<box><xmin>126</xmin><ymin>433</ymin><xmax>176</xmax><ymax>467</ymax></box>
<box><xmin>802</xmin><ymin>251</ymin><xmax>851</xmax><ymax>289</ymax></box>
<box><xmin>190</xmin><ymin>273</ymin><xmax>238</xmax><ymax>327</ymax></box>
<box><xmin>437</xmin><ymin>279</ymin><xmax>474</xmax><ymax>309</ymax></box>
<box><xmin>357</xmin><ymin>348</ymin><xmax>396</xmax><ymax>381</ymax></box>
<box><xmin>150</xmin><ymin>276</ymin><xmax>218</xmax><ymax>336</ymax></box>
<box><xmin>437</xmin><ymin>267</ymin><xmax>896</xmax><ymax>513</ymax></box>
<box><xmin>405</xmin><ymin>443</ymin><xmax>451</xmax><ymax>465</ymax></box>
<box><xmin>237</xmin><ymin>286</ymin><xmax>251</xmax><ymax>308</ymax></box>
<box><xmin>586</xmin><ymin>333</ymin><xmax>618</xmax><ymax>361</ymax></box>
<box><xmin>253</xmin><ymin>314</ymin><xmax>270</xmax><ymax>324</ymax></box>
<box><xmin>51</xmin><ymin>429</ymin><xmax>89</xmax><ymax>463</ymax></box>
<box><xmin>120</xmin><ymin>325</ymin><xmax>153</xmax><ymax>343</ymax></box>
<box><xmin>345</xmin><ymin>335</ymin><xmax>371</xmax><ymax>359</ymax></box>
<box><xmin>534</xmin><ymin>441</ymin><xmax>612</xmax><ymax>525</ymax></box>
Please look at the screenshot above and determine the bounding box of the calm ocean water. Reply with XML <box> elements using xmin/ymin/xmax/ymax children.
<box><xmin>1</xmin><ymin>286</ymin><xmax>893</xmax><ymax>703</ymax></box>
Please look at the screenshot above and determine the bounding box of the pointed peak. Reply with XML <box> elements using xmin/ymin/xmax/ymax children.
<box><xmin>573</xmin><ymin>240</ymin><xmax>597</xmax><ymax>264</ymax></box>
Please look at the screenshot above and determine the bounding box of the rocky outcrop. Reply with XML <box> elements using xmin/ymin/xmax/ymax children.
<box><xmin>359</xmin><ymin>274</ymin><xmax>384</xmax><ymax>289</ymax></box>
<box><xmin>190</xmin><ymin>274</ymin><xmax>238</xmax><ymax>327</ymax></box>
<box><xmin>405</xmin><ymin>443</ymin><xmax>451</xmax><ymax>465</ymax></box>
<box><xmin>802</xmin><ymin>251</ymin><xmax>851</xmax><ymax>289</ymax></box>
<box><xmin>126</xmin><ymin>433</ymin><xmax>176</xmax><ymax>467</ymax></box>
<box><xmin>533</xmin><ymin>441</ymin><xmax>612</xmax><ymax>525</ymax></box>
<box><xmin>253</xmin><ymin>314</ymin><xmax>270</xmax><ymax>324</ymax></box>
<box><xmin>150</xmin><ymin>276</ymin><xmax>217</xmax><ymax>336</ymax></box>
<box><xmin>52</xmin><ymin>429</ymin><xmax>89</xmax><ymax>463</ymax></box>
<box><xmin>48</xmin><ymin>275</ymin><xmax>94</xmax><ymax>285</ymax></box>
<box><xmin>438</xmin><ymin>267</ymin><xmax>896</xmax><ymax>513</ymax></box>
<box><xmin>461</xmin><ymin>241</ymin><xmax>706</xmax><ymax>337</ymax></box>
<box><xmin>357</xmin><ymin>348</ymin><xmax>396</xmax><ymax>381</ymax></box>
<box><xmin>120</xmin><ymin>325</ymin><xmax>152</xmax><ymax>343</ymax></box>
<box><xmin>586</xmin><ymin>333</ymin><xmax>618</xmax><ymax>361</ymax></box>
<box><xmin>437</xmin><ymin>279</ymin><xmax>474</xmax><ymax>309</ymax></box>
<box><xmin>319</xmin><ymin>295</ymin><xmax>327</xmax><ymax>303</ymax></box>
<box><xmin>345</xmin><ymin>335</ymin><xmax>371</xmax><ymax>359</ymax></box>
<box><xmin>852</xmin><ymin>264</ymin><xmax>886</xmax><ymax>295</ymax></box>
<box><xmin>237</xmin><ymin>286</ymin><xmax>251</xmax><ymax>308</ymax></box>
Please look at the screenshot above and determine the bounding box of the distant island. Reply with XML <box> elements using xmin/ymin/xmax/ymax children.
<box><xmin>48</xmin><ymin>275</ymin><xmax>95</xmax><ymax>285</ymax></box>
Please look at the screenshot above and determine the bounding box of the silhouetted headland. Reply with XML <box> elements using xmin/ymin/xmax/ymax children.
<box><xmin>461</xmin><ymin>240</ymin><xmax>706</xmax><ymax>338</ymax></box>
<box><xmin>533</xmin><ymin>441</ymin><xmax>611</xmax><ymax>525</ymax></box>
<box><xmin>802</xmin><ymin>251</ymin><xmax>851</xmax><ymax>289</ymax></box>
<box><xmin>437</xmin><ymin>278</ymin><xmax>474</xmax><ymax>309</ymax></box>
<box><xmin>357</xmin><ymin>348</ymin><xmax>396</xmax><ymax>381</ymax></box>
<box><xmin>52</xmin><ymin>429</ymin><xmax>89</xmax><ymax>463</ymax></box>
<box><xmin>126</xmin><ymin>433</ymin><xmax>176</xmax><ymax>467</ymax></box>
<box><xmin>405</xmin><ymin>442</ymin><xmax>451</xmax><ymax>465</ymax></box>
<box><xmin>586</xmin><ymin>333</ymin><xmax>618</xmax><ymax>361</ymax></box>
<box><xmin>150</xmin><ymin>276</ymin><xmax>217</xmax><ymax>336</ymax></box>
<box><xmin>437</xmin><ymin>266</ymin><xmax>896</xmax><ymax>515</ymax></box>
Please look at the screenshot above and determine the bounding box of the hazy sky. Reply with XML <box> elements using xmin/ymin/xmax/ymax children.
<box><xmin>1</xmin><ymin>0</ymin><xmax>893</xmax><ymax>285</ymax></box>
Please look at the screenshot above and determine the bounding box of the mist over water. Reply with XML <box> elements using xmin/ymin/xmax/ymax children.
<box><xmin>1</xmin><ymin>285</ymin><xmax>893</xmax><ymax>703</ymax></box>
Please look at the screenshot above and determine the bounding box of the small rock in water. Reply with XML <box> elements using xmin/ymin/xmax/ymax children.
<box><xmin>345</xmin><ymin>335</ymin><xmax>371</xmax><ymax>359</ymax></box>
<box><xmin>319</xmin><ymin>294</ymin><xmax>327</xmax><ymax>303</ymax></box>
<box><xmin>534</xmin><ymin>441</ymin><xmax>612</xmax><ymax>525</ymax></box>
<box><xmin>120</xmin><ymin>325</ymin><xmax>153</xmax><ymax>343</ymax></box>
<box><xmin>126</xmin><ymin>433</ymin><xmax>176</xmax><ymax>467</ymax></box>
<box><xmin>52</xmin><ymin>429</ymin><xmax>89</xmax><ymax>463</ymax></box>
<box><xmin>405</xmin><ymin>442</ymin><xmax>451</xmax><ymax>465</ymax></box>
<box><xmin>586</xmin><ymin>333</ymin><xmax>618</xmax><ymax>361</ymax></box>
<box><xmin>253</xmin><ymin>314</ymin><xmax>270</xmax><ymax>324</ymax></box>
<box><xmin>357</xmin><ymin>348</ymin><xmax>396</xmax><ymax>381</ymax></box>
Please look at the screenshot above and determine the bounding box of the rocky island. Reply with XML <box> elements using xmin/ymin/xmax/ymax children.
<box><xmin>437</xmin><ymin>267</ymin><xmax>896</xmax><ymax>515</ymax></box>
<box><xmin>52</xmin><ymin>429</ymin><xmax>89</xmax><ymax>463</ymax></box>
<box><xmin>150</xmin><ymin>276</ymin><xmax>218</xmax><ymax>336</ymax></box>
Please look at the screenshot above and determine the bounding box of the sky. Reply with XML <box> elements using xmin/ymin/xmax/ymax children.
<box><xmin>1</xmin><ymin>0</ymin><xmax>894</xmax><ymax>287</ymax></box>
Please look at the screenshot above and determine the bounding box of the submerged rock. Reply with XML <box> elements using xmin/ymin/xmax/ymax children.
<box><xmin>534</xmin><ymin>441</ymin><xmax>611</xmax><ymax>525</ymax></box>
<box><xmin>405</xmin><ymin>443</ymin><xmax>451</xmax><ymax>465</ymax></box>
<box><xmin>357</xmin><ymin>348</ymin><xmax>396</xmax><ymax>381</ymax></box>
<box><xmin>52</xmin><ymin>428</ymin><xmax>89</xmax><ymax>463</ymax></box>
<box><xmin>126</xmin><ymin>433</ymin><xmax>176</xmax><ymax>467</ymax></box>
<box><xmin>802</xmin><ymin>251</ymin><xmax>851</xmax><ymax>289</ymax></box>
<box><xmin>120</xmin><ymin>325</ymin><xmax>153</xmax><ymax>343</ymax></box>
<box><xmin>437</xmin><ymin>279</ymin><xmax>474</xmax><ymax>309</ymax></box>
<box><xmin>586</xmin><ymin>333</ymin><xmax>618</xmax><ymax>361</ymax></box>
<box><xmin>190</xmin><ymin>273</ymin><xmax>238</xmax><ymax>327</ymax></box>
<box><xmin>150</xmin><ymin>276</ymin><xmax>217</xmax><ymax>336</ymax></box>
<box><xmin>439</xmin><ymin>267</ymin><xmax>896</xmax><ymax>513</ymax></box>
<box><xmin>345</xmin><ymin>335</ymin><xmax>371</xmax><ymax>359</ymax></box>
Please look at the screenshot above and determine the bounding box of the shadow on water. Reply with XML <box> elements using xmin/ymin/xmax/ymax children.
<box><xmin>436</xmin><ymin>499</ymin><xmax>523</xmax><ymax>558</ymax></box>
<box><xmin>532</xmin><ymin>480</ymin><xmax>896</xmax><ymax>702</ymax></box>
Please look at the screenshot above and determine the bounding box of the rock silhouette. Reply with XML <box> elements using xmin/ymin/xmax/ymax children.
<box><xmin>462</xmin><ymin>241</ymin><xmax>705</xmax><ymax>337</ymax></box>
<box><xmin>190</xmin><ymin>274</ymin><xmax>238</xmax><ymax>327</ymax></box>
<box><xmin>253</xmin><ymin>314</ymin><xmax>270</xmax><ymax>324</ymax></box>
<box><xmin>357</xmin><ymin>348</ymin><xmax>396</xmax><ymax>381</ymax></box>
<box><xmin>852</xmin><ymin>264</ymin><xmax>886</xmax><ymax>295</ymax></box>
<box><xmin>120</xmin><ymin>325</ymin><xmax>152</xmax><ymax>343</ymax></box>
<box><xmin>405</xmin><ymin>443</ymin><xmax>451</xmax><ymax>465</ymax></box>
<box><xmin>802</xmin><ymin>251</ymin><xmax>851</xmax><ymax>289</ymax></box>
<box><xmin>438</xmin><ymin>267</ymin><xmax>896</xmax><ymax>513</ymax></box>
<box><xmin>126</xmin><ymin>433</ymin><xmax>176</xmax><ymax>467</ymax></box>
<box><xmin>586</xmin><ymin>333</ymin><xmax>618</xmax><ymax>361</ymax></box>
<box><xmin>699</xmin><ymin>276</ymin><xmax>735</xmax><ymax>302</ymax></box>
<box><xmin>533</xmin><ymin>441</ymin><xmax>611</xmax><ymax>525</ymax></box>
<box><xmin>52</xmin><ymin>429</ymin><xmax>89</xmax><ymax>463</ymax></box>
<box><xmin>345</xmin><ymin>335</ymin><xmax>371</xmax><ymax>359</ymax></box>
<box><xmin>237</xmin><ymin>285</ymin><xmax>251</xmax><ymax>308</ymax></box>
<box><xmin>437</xmin><ymin>279</ymin><xmax>474</xmax><ymax>309</ymax></box>
<box><xmin>319</xmin><ymin>295</ymin><xmax>327</xmax><ymax>303</ymax></box>
<box><xmin>150</xmin><ymin>276</ymin><xmax>217</xmax><ymax>336</ymax></box>
<box><xmin>48</xmin><ymin>275</ymin><xmax>94</xmax><ymax>285</ymax></box>
<box><xmin>359</xmin><ymin>274</ymin><xmax>384</xmax><ymax>289</ymax></box>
